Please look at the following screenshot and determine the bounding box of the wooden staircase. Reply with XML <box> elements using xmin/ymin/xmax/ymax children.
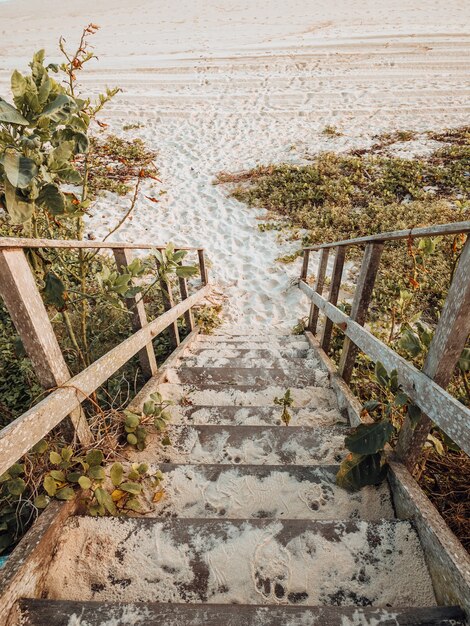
<box><xmin>17</xmin><ymin>332</ymin><xmax>467</xmax><ymax>625</ymax></box>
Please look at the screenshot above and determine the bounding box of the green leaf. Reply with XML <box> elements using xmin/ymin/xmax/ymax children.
<box><xmin>125</xmin><ymin>413</ymin><xmax>140</xmax><ymax>429</ymax></box>
<box><xmin>120</xmin><ymin>482</ymin><xmax>142</xmax><ymax>495</ymax></box>
<box><xmin>124</xmin><ymin>497</ymin><xmax>141</xmax><ymax>512</ymax></box>
<box><xmin>61</xmin><ymin>447</ymin><xmax>74</xmax><ymax>462</ymax></box>
<box><xmin>85</xmin><ymin>449</ymin><xmax>104</xmax><ymax>467</ymax></box>
<box><xmin>49</xmin><ymin>470</ymin><xmax>65</xmax><ymax>482</ymax></box>
<box><xmin>127</xmin><ymin>433</ymin><xmax>138</xmax><ymax>446</ymax></box>
<box><xmin>374</xmin><ymin>361</ymin><xmax>389</xmax><ymax>388</ymax></box>
<box><xmin>110</xmin><ymin>463</ymin><xmax>123</xmax><ymax>487</ymax></box>
<box><xmin>459</xmin><ymin>347</ymin><xmax>470</xmax><ymax>372</ymax></box>
<box><xmin>336</xmin><ymin>452</ymin><xmax>388</xmax><ymax>492</ymax></box>
<box><xmin>161</xmin><ymin>435</ymin><xmax>171</xmax><ymax>446</ymax></box>
<box><xmin>43</xmin><ymin>475</ymin><xmax>57</xmax><ymax>497</ymax></box>
<box><xmin>176</xmin><ymin>265</ymin><xmax>198</xmax><ymax>278</ymax></box>
<box><xmin>4</xmin><ymin>180</ymin><xmax>34</xmax><ymax>224</ymax></box>
<box><xmin>8</xmin><ymin>463</ymin><xmax>24</xmax><ymax>478</ymax></box>
<box><xmin>37</xmin><ymin>183</ymin><xmax>66</xmax><ymax>215</ymax></box>
<box><xmin>143</xmin><ymin>400</ymin><xmax>155</xmax><ymax>416</ymax></box>
<box><xmin>49</xmin><ymin>451</ymin><xmax>62</xmax><ymax>465</ymax></box>
<box><xmin>94</xmin><ymin>487</ymin><xmax>117</xmax><ymax>515</ymax></box>
<box><xmin>427</xmin><ymin>433</ymin><xmax>445</xmax><ymax>456</ymax></box>
<box><xmin>34</xmin><ymin>494</ymin><xmax>49</xmax><ymax>509</ymax></box>
<box><xmin>407</xmin><ymin>403</ymin><xmax>422</xmax><ymax>426</ymax></box>
<box><xmin>11</xmin><ymin>70</ymin><xmax>27</xmax><ymax>99</ymax></box>
<box><xmin>43</xmin><ymin>273</ymin><xmax>68</xmax><ymax>311</ymax></box>
<box><xmin>41</xmin><ymin>94</ymin><xmax>77</xmax><ymax>122</ymax></box>
<box><xmin>7</xmin><ymin>477</ymin><xmax>26</xmax><ymax>496</ymax></box>
<box><xmin>67</xmin><ymin>472</ymin><xmax>82</xmax><ymax>483</ymax></box>
<box><xmin>345</xmin><ymin>421</ymin><xmax>394</xmax><ymax>455</ymax></box>
<box><xmin>0</xmin><ymin>97</ymin><xmax>29</xmax><ymax>125</ymax></box>
<box><xmin>3</xmin><ymin>150</ymin><xmax>38</xmax><ymax>189</ymax></box>
<box><xmin>399</xmin><ymin>328</ymin><xmax>422</xmax><ymax>358</ymax></box>
<box><xmin>88</xmin><ymin>466</ymin><xmax>106</xmax><ymax>481</ymax></box>
<box><xmin>31</xmin><ymin>439</ymin><xmax>48</xmax><ymax>454</ymax></box>
<box><xmin>78</xmin><ymin>476</ymin><xmax>92</xmax><ymax>489</ymax></box>
<box><xmin>48</xmin><ymin>141</ymin><xmax>74</xmax><ymax>170</ymax></box>
<box><xmin>55</xmin><ymin>486</ymin><xmax>75</xmax><ymax>501</ymax></box>
<box><xmin>136</xmin><ymin>463</ymin><xmax>148</xmax><ymax>475</ymax></box>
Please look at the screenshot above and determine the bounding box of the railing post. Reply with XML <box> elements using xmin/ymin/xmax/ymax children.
<box><xmin>156</xmin><ymin>264</ymin><xmax>180</xmax><ymax>350</ymax></box>
<box><xmin>396</xmin><ymin>236</ymin><xmax>470</xmax><ymax>470</ymax></box>
<box><xmin>0</xmin><ymin>249</ymin><xmax>93</xmax><ymax>446</ymax></box>
<box><xmin>320</xmin><ymin>246</ymin><xmax>346</xmax><ymax>352</ymax></box>
<box><xmin>113</xmin><ymin>249</ymin><xmax>158</xmax><ymax>379</ymax></box>
<box><xmin>198</xmin><ymin>249</ymin><xmax>209</xmax><ymax>286</ymax></box>
<box><xmin>300</xmin><ymin>249</ymin><xmax>310</xmax><ymax>281</ymax></box>
<box><xmin>338</xmin><ymin>242</ymin><xmax>384</xmax><ymax>383</ymax></box>
<box><xmin>307</xmin><ymin>248</ymin><xmax>330</xmax><ymax>334</ymax></box>
<box><xmin>178</xmin><ymin>265</ymin><xmax>195</xmax><ymax>332</ymax></box>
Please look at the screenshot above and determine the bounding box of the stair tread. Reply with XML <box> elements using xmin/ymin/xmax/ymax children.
<box><xmin>150</xmin><ymin>463</ymin><xmax>395</xmax><ymax>520</ymax></box>
<box><xmin>190</xmin><ymin>347</ymin><xmax>312</xmax><ymax>358</ymax></box>
<box><xmin>42</xmin><ymin>517</ymin><xmax>436</xmax><ymax>607</ymax></box>
<box><xmin>167</xmin><ymin>365</ymin><xmax>327</xmax><ymax>388</ymax></box>
<box><xmin>183</xmin><ymin>356</ymin><xmax>317</xmax><ymax>367</ymax></box>
<box><xmin>131</xmin><ymin>424</ymin><xmax>347</xmax><ymax>465</ymax></box>
<box><xmin>19</xmin><ymin>599</ymin><xmax>467</xmax><ymax>626</ymax></box>
<box><xmin>169</xmin><ymin>404</ymin><xmax>348</xmax><ymax>428</ymax></box>
<box><xmin>158</xmin><ymin>381</ymin><xmax>336</xmax><ymax>407</ymax></box>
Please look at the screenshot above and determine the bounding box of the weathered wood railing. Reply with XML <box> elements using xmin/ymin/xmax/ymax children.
<box><xmin>299</xmin><ymin>221</ymin><xmax>470</xmax><ymax>469</ymax></box>
<box><xmin>0</xmin><ymin>238</ymin><xmax>210</xmax><ymax>476</ymax></box>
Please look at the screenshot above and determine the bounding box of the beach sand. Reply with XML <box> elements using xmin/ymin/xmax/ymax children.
<box><xmin>0</xmin><ymin>0</ymin><xmax>469</xmax><ymax>329</ymax></box>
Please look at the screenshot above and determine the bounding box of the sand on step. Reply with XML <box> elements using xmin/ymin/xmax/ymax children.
<box><xmin>43</xmin><ymin>517</ymin><xmax>436</xmax><ymax>607</ymax></box>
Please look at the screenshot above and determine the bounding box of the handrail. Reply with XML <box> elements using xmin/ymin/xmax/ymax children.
<box><xmin>299</xmin><ymin>220</ymin><xmax>470</xmax><ymax>469</ymax></box>
<box><xmin>0</xmin><ymin>236</ymin><xmax>204</xmax><ymax>251</ymax></box>
<box><xmin>303</xmin><ymin>221</ymin><xmax>470</xmax><ymax>251</ymax></box>
<box><xmin>0</xmin><ymin>238</ymin><xmax>211</xmax><ymax>474</ymax></box>
<box><xmin>0</xmin><ymin>285</ymin><xmax>210</xmax><ymax>477</ymax></box>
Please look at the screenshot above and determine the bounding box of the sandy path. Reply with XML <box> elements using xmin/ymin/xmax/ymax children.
<box><xmin>0</xmin><ymin>1</ymin><xmax>469</xmax><ymax>328</ymax></box>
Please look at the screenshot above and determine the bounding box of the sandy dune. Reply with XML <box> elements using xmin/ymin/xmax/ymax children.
<box><xmin>0</xmin><ymin>0</ymin><xmax>469</xmax><ymax>328</ymax></box>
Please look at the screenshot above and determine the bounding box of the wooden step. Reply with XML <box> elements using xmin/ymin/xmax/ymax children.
<box><xmin>183</xmin><ymin>355</ymin><xmax>318</xmax><ymax>369</ymax></box>
<box><xmin>136</xmin><ymin>424</ymin><xmax>347</xmax><ymax>464</ymax></box>
<box><xmin>42</xmin><ymin>518</ymin><xmax>436</xmax><ymax>606</ymax></box>
<box><xmin>190</xmin><ymin>347</ymin><xmax>312</xmax><ymax>359</ymax></box>
<box><xmin>158</xmin><ymin>381</ymin><xmax>336</xmax><ymax>408</ymax></box>
<box><xmin>195</xmin><ymin>339</ymin><xmax>308</xmax><ymax>351</ymax></box>
<box><xmin>166</xmin><ymin>366</ymin><xmax>327</xmax><ymax>388</ymax></box>
<box><xmin>151</xmin><ymin>464</ymin><xmax>395</xmax><ymax>520</ymax></box>
<box><xmin>18</xmin><ymin>599</ymin><xmax>467</xmax><ymax>626</ymax></box>
<box><xmin>197</xmin><ymin>335</ymin><xmax>308</xmax><ymax>344</ymax></box>
<box><xmin>170</xmin><ymin>404</ymin><xmax>347</xmax><ymax>428</ymax></box>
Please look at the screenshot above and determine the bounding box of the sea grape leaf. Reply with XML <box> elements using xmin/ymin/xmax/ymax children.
<box><xmin>345</xmin><ymin>420</ymin><xmax>394</xmax><ymax>455</ymax></box>
<box><xmin>336</xmin><ymin>452</ymin><xmax>388</xmax><ymax>492</ymax></box>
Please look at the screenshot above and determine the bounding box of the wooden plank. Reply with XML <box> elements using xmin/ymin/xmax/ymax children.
<box><xmin>303</xmin><ymin>220</ymin><xmax>470</xmax><ymax>251</ymax></box>
<box><xmin>389</xmin><ymin>462</ymin><xmax>470</xmax><ymax>618</ymax></box>
<box><xmin>0</xmin><ymin>249</ymin><xmax>92</xmax><ymax>447</ymax></box>
<box><xmin>17</xmin><ymin>600</ymin><xmax>467</xmax><ymax>626</ymax></box>
<box><xmin>0</xmin><ymin>284</ymin><xmax>210</xmax><ymax>476</ymax></box>
<box><xmin>0</xmin><ymin>237</ymin><xmax>202</xmax><ymax>251</ymax></box>
<box><xmin>338</xmin><ymin>242</ymin><xmax>384</xmax><ymax>383</ymax></box>
<box><xmin>178</xmin><ymin>274</ymin><xmax>195</xmax><ymax>331</ymax></box>
<box><xmin>113</xmin><ymin>249</ymin><xmax>158</xmax><ymax>379</ymax></box>
<box><xmin>0</xmin><ymin>500</ymin><xmax>77</xmax><ymax>626</ymax></box>
<box><xmin>396</xmin><ymin>236</ymin><xmax>470</xmax><ymax>467</ymax></box>
<box><xmin>320</xmin><ymin>246</ymin><xmax>346</xmax><ymax>352</ymax></box>
<box><xmin>198</xmin><ymin>249</ymin><xmax>209</xmax><ymax>285</ymax></box>
<box><xmin>307</xmin><ymin>248</ymin><xmax>329</xmax><ymax>334</ymax></box>
<box><xmin>300</xmin><ymin>249</ymin><xmax>310</xmax><ymax>281</ymax></box>
<box><xmin>299</xmin><ymin>280</ymin><xmax>470</xmax><ymax>454</ymax></box>
<box><xmin>158</xmin><ymin>273</ymin><xmax>180</xmax><ymax>349</ymax></box>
